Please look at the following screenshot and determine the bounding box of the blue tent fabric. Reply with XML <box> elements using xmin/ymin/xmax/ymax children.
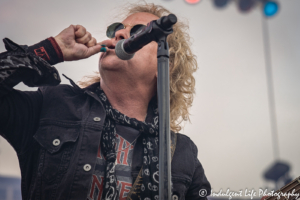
<box><xmin>0</xmin><ymin>176</ymin><xmax>21</xmax><ymax>200</ymax></box>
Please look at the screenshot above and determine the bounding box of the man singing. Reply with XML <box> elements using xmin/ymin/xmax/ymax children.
<box><xmin>0</xmin><ymin>3</ymin><xmax>211</xmax><ymax>200</ymax></box>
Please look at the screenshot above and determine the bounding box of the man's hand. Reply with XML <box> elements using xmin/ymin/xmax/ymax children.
<box><xmin>54</xmin><ymin>25</ymin><xmax>102</xmax><ymax>61</ymax></box>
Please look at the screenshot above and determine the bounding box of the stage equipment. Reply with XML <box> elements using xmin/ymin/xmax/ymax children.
<box><xmin>185</xmin><ymin>0</ymin><xmax>201</xmax><ymax>4</ymax></box>
<box><xmin>156</xmin><ymin>14</ymin><xmax>177</xmax><ymax>200</ymax></box>
<box><xmin>263</xmin><ymin>161</ymin><xmax>293</xmax><ymax>190</ymax></box>
<box><xmin>261</xmin><ymin>4</ymin><xmax>280</xmax><ymax>163</ymax></box>
<box><xmin>264</xmin><ymin>161</ymin><xmax>290</xmax><ymax>182</ymax></box>
<box><xmin>214</xmin><ymin>0</ymin><xmax>230</xmax><ymax>8</ymax></box>
<box><xmin>263</xmin><ymin>0</ymin><xmax>279</xmax><ymax>17</ymax></box>
<box><xmin>210</xmin><ymin>0</ymin><xmax>280</xmax><ymax>18</ymax></box>
<box><xmin>237</xmin><ymin>0</ymin><xmax>257</xmax><ymax>12</ymax></box>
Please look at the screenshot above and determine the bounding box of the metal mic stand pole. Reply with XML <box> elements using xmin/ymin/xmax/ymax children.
<box><xmin>153</xmin><ymin>14</ymin><xmax>177</xmax><ymax>200</ymax></box>
<box><xmin>157</xmin><ymin>34</ymin><xmax>172</xmax><ymax>200</ymax></box>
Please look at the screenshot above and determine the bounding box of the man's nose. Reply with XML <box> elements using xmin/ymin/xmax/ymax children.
<box><xmin>113</xmin><ymin>28</ymin><xmax>130</xmax><ymax>43</ymax></box>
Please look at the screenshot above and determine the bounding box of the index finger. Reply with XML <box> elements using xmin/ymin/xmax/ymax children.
<box><xmin>97</xmin><ymin>39</ymin><xmax>113</xmax><ymax>47</ymax></box>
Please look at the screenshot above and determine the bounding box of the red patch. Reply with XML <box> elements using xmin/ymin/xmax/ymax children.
<box><xmin>119</xmin><ymin>181</ymin><xmax>132</xmax><ymax>200</ymax></box>
<box><xmin>89</xmin><ymin>175</ymin><xmax>104</xmax><ymax>200</ymax></box>
<box><xmin>34</xmin><ymin>47</ymin><xmax>50</xmax><ymax>61</ymax></box>
<box><xmin>116</xmin><ymin>135</ymin><xmax>133</xmax><ymax>166</ymax></box>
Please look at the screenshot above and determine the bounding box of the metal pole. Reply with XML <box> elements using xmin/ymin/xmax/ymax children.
<box><xmin>261</xmin><ymin>15</ymin><xmax>280</xmax><ymax>160</ymax></box>
<box><xmin>157</xmin><ymin>41</ymin><xmax>172</xmax><ymax>200</ymax></box>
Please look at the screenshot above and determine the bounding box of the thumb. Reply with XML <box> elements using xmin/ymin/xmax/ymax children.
<box><xmin>85</xmin><ymin>44</ymin><xmax>102</xmax><ymax>58</ymax></box>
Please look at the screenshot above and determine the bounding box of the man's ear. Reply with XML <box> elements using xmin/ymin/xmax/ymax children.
<box><xmin>155</xmin><ymin>71</ymin><xmax>158</xmax><ymax>78</ymax></box>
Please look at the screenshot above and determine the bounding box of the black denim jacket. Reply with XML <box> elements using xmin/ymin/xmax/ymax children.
<box><xmin>0</xmin><ymin>38</ymin><xmax>211</xmax><ymax>200</ymax></box>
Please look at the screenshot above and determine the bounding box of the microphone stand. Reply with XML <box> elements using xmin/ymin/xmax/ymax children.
<box><xmin>151</xmin><ymin>14</ymin><xmax>177</xmax><ymax>200</ymax></box>
<box><xmin>157</xmin><ymin>38</ymin><xmax>172</xmax><ymax>200</ymax></box>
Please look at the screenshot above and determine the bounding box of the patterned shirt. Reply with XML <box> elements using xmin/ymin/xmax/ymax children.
<box><xmin>87</xmin><ymin>125</ymin><xmax>140</xmax><ymax>200</ymax></box>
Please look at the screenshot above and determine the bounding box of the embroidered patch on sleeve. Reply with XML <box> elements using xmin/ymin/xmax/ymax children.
<box><xmin>34</xmin><ymin>47</ymin><xmax>50</xmax><ymax>61</ymax></box>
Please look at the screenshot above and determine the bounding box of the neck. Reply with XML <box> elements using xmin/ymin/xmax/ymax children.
<box><xmin>100</xmin><ymin>71</ymin><xmax>156</xmax><ymax>122</ymax></box>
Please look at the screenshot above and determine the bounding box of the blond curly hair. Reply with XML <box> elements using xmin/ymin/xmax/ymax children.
<box><xmin>79</xmin><ymin>3</ymin><xmax>197</xmax><ymax>132</ymax></box>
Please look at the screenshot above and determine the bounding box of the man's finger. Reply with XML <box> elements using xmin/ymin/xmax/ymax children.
<box><xmin>76</xmin><ymin>32</ymin><xmax>92</xmax><ymax>44</ymax></box>
<box><xmin>86</xmin><ymin>37</ymin><xmax>97</xmax><ymax>48</ymax></box>
<box><xmin>85</xmin><ymin>45</ymin><xmax>102</xmax><ymax>58</ymax></box>
<box><xmin>75</xmin><ymin>25</ymin><xmax>86</xmax><ymax>38</ymax></box>
<box><xmin>97</xmin><ymin>39</ymin><xmax>113</xmax><ymax>47</ymax></box>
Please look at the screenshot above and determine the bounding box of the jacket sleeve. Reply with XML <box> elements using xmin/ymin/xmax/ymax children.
<box><xmin>0</xmin><ymin>37</ymin><xmax>62</xmax><ymax>155</ymax></box>
<box><xmin>185</xmin><ymin>140</ymin><xmax>211</xmax><ymax>200</ymax></box>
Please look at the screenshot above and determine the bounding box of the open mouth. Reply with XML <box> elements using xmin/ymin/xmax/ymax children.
<box><xmin>107</xmin><ymin>44</ymin><xmax>115</xmax><ymax>50</ymax></box>
<box><xmin>100</xmin><ymin>44</ymin><xmax>116</xmax><ymax>60</ymax></box>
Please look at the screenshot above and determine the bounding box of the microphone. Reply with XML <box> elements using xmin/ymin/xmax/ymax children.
<box><xmin>115</xmin><ymin>14</ymin><xmax>177</xmax><ymax>60</ymax></box>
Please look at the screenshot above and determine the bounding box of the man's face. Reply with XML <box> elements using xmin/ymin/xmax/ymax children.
<box><xmin>99</xmin><ymin>12</ymin><xmax>159</xmax><ymax>84</ymax></box>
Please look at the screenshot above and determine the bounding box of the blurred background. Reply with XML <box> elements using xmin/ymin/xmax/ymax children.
<box><xmin>0</xmin><ymin>0</ymin><xmax>299</xmax><ymax>199</ymax></box>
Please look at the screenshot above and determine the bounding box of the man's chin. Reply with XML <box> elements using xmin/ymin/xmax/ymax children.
<box><xmin>99</xmin><ymin>59</ymin><xmax>126</xmax><ymax>72</ymax></box>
